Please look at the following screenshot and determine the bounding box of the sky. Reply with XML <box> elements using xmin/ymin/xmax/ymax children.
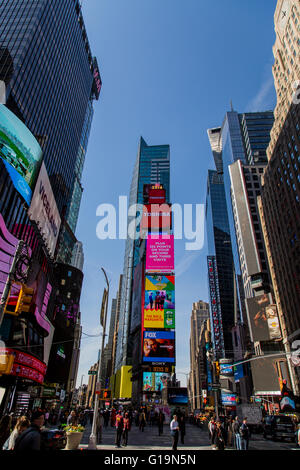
<box><xmin>75</xmin><ymin>0</ymin><xmax>277</xmax><ymax>387</ymax></box>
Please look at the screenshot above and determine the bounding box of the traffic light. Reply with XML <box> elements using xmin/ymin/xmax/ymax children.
<box><xmin>0</xmin><ymin>352</ymin><xmax>14</xmax><ymax>376</ymax></box>
<box><xmin>15</xmin><ymin>285</ymin><xmax>34</xmax><ymax>315</ymax></box>
<box><xmin>214</xmin><ymin>361</ymin><xmax>220</xmax><ymax>376</ymax></box>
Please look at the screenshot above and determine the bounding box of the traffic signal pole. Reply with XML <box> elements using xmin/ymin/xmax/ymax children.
<box><xmin>0</xmin><ymin>240</ymin><xmax>24</xmax><ymax>329</ymax></box>
<box><xmin>88</xmin><ymin>267</ymin><xmax>109</xmax><ymax>450</ymax></box>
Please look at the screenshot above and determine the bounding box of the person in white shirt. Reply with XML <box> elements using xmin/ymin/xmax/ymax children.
<box><xmin>170</xmin><ymin>415</ymin><xmax>179</xmax><ymax>451</ymax></box>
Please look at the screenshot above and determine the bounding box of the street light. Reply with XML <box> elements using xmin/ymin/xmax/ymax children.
<box><xmin>88</xmin><ymin>267</ymin><xmax>110</xmax><ymax>450</ymax></box>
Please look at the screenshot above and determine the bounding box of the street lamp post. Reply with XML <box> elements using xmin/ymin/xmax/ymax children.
<box><xmin>88</xmin><ymin>268</ymin><xmax>109</xmax><ymax>450</ymax></box>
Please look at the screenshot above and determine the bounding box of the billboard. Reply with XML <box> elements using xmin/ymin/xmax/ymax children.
<box><xmin>28</xmin><ymin>162</ymin><xmax>61</xmax><ymax>258</ymax></box>
<box><xmin>167</xmin><ymin>387</ymin><xmax>188</xmax><ymax>405</ymax></box>
<box><xmin>221</xmin><ymin>393</ymin><xmax>236</xmax><ymax>406</ymax></box>
<box><xmin>245</xmin><ymin>294</ymin><xmax>281</xmax><ymax>342</ymax></box>
<box><xmin>220</xmin><ymin>363</ymin><xmax>234</xmax><ymax>377</ymax></box>
<box><xmin>142</xmin><ymin>372</ymin><xmax>170</xmax><ymax>392</ymax></box>
<box><xmin>141</xmin><ymin>204</ymin><xmax>172</xmax><ymax>232</ymax></box>
<box><xmin>130</xmin><ymin>262</ymin><xmax>143</xmax><ymax>333</ymax></box>
<box><xmin>0</xmin><ymin>104</ymin><xmax>42</xmax><ymax>204</ymax></box>
<box><xmin>251</xmin><ymin>356</ymin><xmax>283</xmax><ymax>395</ymax></box>
<box><xmin>234</xmin><ymin>364</ymin><xmax>244</xmax><ymax>383</ymax></box>
<box><xmin>144</xmin><ymin>287</ymin><xmax>175</xmax><ymax>329</ymax></box>
<box><xmin>207</xmin><ymin>256</ymin><xmax>224</xmax><ymax>356</ymax></box>
<box><xmin>143</xmin><ymin>309</ymin><xmax>175</xmax><ymax>329</ymax></box>
<box><xmin>143</xmin><ymin>331</ymin><xmax>175</xmax><ymax>363</ymax></box>
<box><xmin>145</xmin><ymin>275</ymin><xmax>175</xmax><ymax>291</ymax></box>
<box><xmin>146</xmin><ymin>234</ymin><xmax>174</xmax><ymax>272</ymax></box>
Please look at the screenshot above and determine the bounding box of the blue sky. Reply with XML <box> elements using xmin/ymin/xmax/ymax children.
<box><xmin>76</xmin><ymin>0</ymin><xmax>277</xmax><ymax>387</ymax></box>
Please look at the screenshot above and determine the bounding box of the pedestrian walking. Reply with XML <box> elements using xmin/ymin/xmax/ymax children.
<box><xmin>139</xmin><ymin>410</ymin><xmax>146</xmax><ymax>432</ymax></box>
<box><xmin>96</xmin><ymin>411</ymin><xmax>104</xmax><ymax>444</ymax></box>
<box><xmin>208</xmin><ymin>417</ymin><xmax>216</xmax><ymax>445</ymax></box>
<box><xmin>13</xmin><ymin>411</ymin><xmax>45</xmax><ymax>451</ymax></box>
<box><xmin>232</xmin><ymin>416</ymin><xmax>241</xmax><ymax>450</ymax></box>
<box><xmin>115</xmin><ymin>411</ymin><xmax>124</xmax><ymax>448</ymax></box>
<box><xmin>170</xmin><ymin>415</ymin><xmax>179</xmax><ymax>451</ymax></box>
<box><xmin>0</xmin><ymin>415</ymin><xmax>12</xmax><ymax>450</ymax></box>
<box><xmin>122</xmin><ymin>412</ymin><xmax>131</xmax><ymax>447</ymax></box>
<box><xmin>2</xmin><ymin>416</ymin><xmax>30</xmax><ymax>450</ymax></box>
<box><xmin>240</xmin><ymin>418</ymin><xmax>250</xmax><ymax>450</ymax></box>
<box><xmin>212</xmin><ymin>421</ymin><xmax>226</xmax><ymax>450</ymax></box>
<box><xmin>179</xmin><ymin>416</ymin><xmax>186</xmax><ymax>444</ymax></box>
<box><xmin>158</xmin><ymin>411</ymin><xmax>165</xmax><ymax>436</ymax></box>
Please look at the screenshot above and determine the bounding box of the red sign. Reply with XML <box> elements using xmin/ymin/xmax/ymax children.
<box><xmin>141</xmin><ymin>204</ymin><xmax>172</xmax><ymax>232</ymax></box>
<box><xmin>0</xmin><ymin>348</ymin><xmax>47</xmax><ymax>384</ymax></box>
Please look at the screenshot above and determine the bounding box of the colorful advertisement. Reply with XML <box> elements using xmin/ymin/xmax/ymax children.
<box><xmin>142</xmin><ymin>372</ymin><xmax>170</xmax><ymax>392</ymax></box>
<box><xmin>167</xmin><ymin>387</ymin><xmax>188</xmax><ymax>405</ymax></box>
<box><xmin>234</xmin><ymin>364</ymin><xmax>244</xmax><ymax>383</ymax></box>
<box><xmin>28</xmin><ymin>162</ymin><xmax>61</xmax><ymax>258</ymax></box>
<box><xmin>245</xmin><ymin>294</ymin><xmax>281</xmax><ymax>342</ymax></box>
<box><xmin>141</xmin><ymin>204</ymin><xmax>172</xmax><ymax>232</ymax></box>
<box><xmin>145</xmin><ymin>290</ymin><xmax>175</xmax><ymax>310</ymax></box>
<box><xmin>145</xmin><ymin>275</ymin><xmax>175</xmax><ymax>291</ymax></box>
<box><xmin>143</xmin><ymin>309</ymin><xmax>175</xmax><ymax>329</ymax></box>
<box><xmin>220</xmin><ymin>363</ymin><xmax>234</xmax><ymax>377</ymax></box>
<box><xmin>143</xmin><ymin>331</ymin><xmax>175</xmax><ymax>363</ymax></box>
<box><xmin>0</xmin><ymin>104</ymin><xmax>42</xmax><ymax>204</ymax></box>
<box><xmin>146</xmin><ymin>234</ymin><xmax>174</xmax><ymax>272</ymax></box>
<box><xmin>144</xmin><ymin>287</ymin><xmax>175</xmax><ymax>328</ymax></box>
<box><xmin>221</xmin><ymin>393</ymin><xmax>236</xmax><ymax>406</ymax></box>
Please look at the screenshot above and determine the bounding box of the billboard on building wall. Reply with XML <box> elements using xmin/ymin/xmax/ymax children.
<box><xmin>144</xmin><ymin>288</ymin><xmax>175</xmax><ymax>329</ymax></box>
<box><xmin>142</xmin><ymin>372</ymin><xmax>170</xmax><ymax>392</ymax></box>
<box><xmin>141</xmin><ymin>204</ymin><xmax>172</xmax><ymax>232</ymax></box>
<box><xmin>245</xmin><ymin>294</ymin><xmax>281</xmax><ymax>342</ymax></box>
<box><xmin>0</xmin><ymin>104</ymin><xmax>42</xmax><ymax>204</ymax></box>
<box><xmin>251</xmin><ymin>355</ymin><xmax>283</xmax><ymax>395</ymax></box>
<box><xmin>143</xmin><ymin>331</ymin><xmax>175</xmax><ymax>363</ymax></box>
<box><xmin>146</xmin><ymin>234</ymin><xmax>174</xmax><ymax>272</ymax></box>
<box><xmin>207</xmin><ymin>256</ymin><xmax>224</xmax><ymax>356</ymax></box>
<box><xmin>145</xmin><ymin>274</ymin><xmax>175</xmax><ymax>291</ymax></box>
<box><xmin>28</xmin><ymin>162</ymin><xmax>61</xmax><ymax>258</ymax></box>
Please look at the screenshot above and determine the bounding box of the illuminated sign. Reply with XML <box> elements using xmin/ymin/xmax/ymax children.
<box><xmin>0</xmin><ymin>348</ymin><xmax>47</xmax><ymax>385</ymax></box>
<box><xmin>143</xmin><ymin>372</ymin><xmax>170</xmax><ymax>392</ymax></box>
<box><xmin>0</xmin><ymin>104</ymin><xmax>42</xmax><ymax>204</ymax></box>
<box><xmin>143</xmin><ymin>331</ymin><xmax>175</xmax><ymax>364</ymax></box>
<box><xmin>146</xmin><ymin>234</ymin><xmax>174</xmax><ymax>273</ymax></box>
<box><xmin>207</xmin><ymin>256</ymin><xmax>224</xmax><ymax>356</ymax></box>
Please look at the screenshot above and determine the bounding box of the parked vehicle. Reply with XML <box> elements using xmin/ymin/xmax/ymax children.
<box><xmin>41</xmin><ymin>429</ymin><xmax>66</xmax><ymax>450</ymax></box>
<box><xmin>263</xmin><ymin>414</ymin><xmax>296</xmax><ymax>442</ymax></box>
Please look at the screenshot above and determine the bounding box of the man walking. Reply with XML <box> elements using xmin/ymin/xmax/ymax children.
<box><xmin>14</xmin><ymin>411</ymin><xmax>45</xmax><ymax>451</ymax></box>
<box><xmin>170</xmin><ymin>415</ymin><xmax>179</xmax><ymax>451</ymax></box>
<box><xmin>240</xmin><ymin>417</ymin><xmax>250</xmax><ymax>450</ymax></box>
<box><xmin>115</xmin><ymin>411</ymin><xmax>123</xmax><ymax>448</ymax></box>
<box><xmin>233</xmin><ymin>416</ymin><xmax>241</xmax><ymax>450</ymax></box>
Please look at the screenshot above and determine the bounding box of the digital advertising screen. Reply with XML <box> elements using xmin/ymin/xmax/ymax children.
<box><xmin>167</xmin><ymin>388</ymin><xmax>188</xmax><ymax>405</ymax></box>
<box><xmin>245</xmin><ymin>294</ymin><xmax>281</xmax><ymax>342</ymax></box>
<box><xmin>142</xmin><ymin>372</ymin><xmax>170</xmax><ymax>392</ymax></box>
<box><xmin>144</xmin><ymin>288</ymin><xmax>175</xmax><ymax>328</ymax></box>
<box><xmin>145</xmin><ymin>274</ymin><xmax>174</xmax><ymax>291</ymax></box>
<box><xmin>146</xmin><ymin>234</ymin><xmax>174</xmax><ymax>273</ymax></box>
<box><xmin>0</xmin><ymin>104</ymin><xmax>42</xmax><ymax>204</ymax></box>
<box><xmin>143</xmin><ymin>331</ymin><xmax>175</xmax><ymax>363</ymax></box>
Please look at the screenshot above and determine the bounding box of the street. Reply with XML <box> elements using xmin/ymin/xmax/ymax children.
<box><xmin>78</xmin><ymin>422</ymin><xmax>299</xmax><ymax>451</ymax></box>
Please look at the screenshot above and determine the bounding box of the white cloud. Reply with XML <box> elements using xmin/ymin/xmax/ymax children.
<box><xmin>176</xmin><ymin>251</ymin><xmax>200</xmax><ymax>278</ymax></box>
<box><xmin>246</xmin><ymin>75</ymin><xmax>275</xmax><ymax>112</ymax></box>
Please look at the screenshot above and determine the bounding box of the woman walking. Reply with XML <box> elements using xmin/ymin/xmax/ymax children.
<box><xmin>2</xmin><ymin>416</ymin><xmax>30</xmax><ymax>450</ymax></box>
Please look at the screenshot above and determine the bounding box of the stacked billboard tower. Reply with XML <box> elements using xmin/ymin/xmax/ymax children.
<box><xmin>131</xmin><ymin>184</ymin><xmax>175</xmax><ymax>406</ymax></box>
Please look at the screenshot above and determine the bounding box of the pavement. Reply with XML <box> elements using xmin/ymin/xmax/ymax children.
<box><xmin>78</xmin><ymin>422</ymin><xmax>300</xmax><ymax>451</ymax></box>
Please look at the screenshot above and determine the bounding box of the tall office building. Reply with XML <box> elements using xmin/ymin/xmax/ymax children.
<box><xmin>207</xmin><ymin>111</ymin><xmax>274</xmax><ymax>323</ymax></box>
<box><xmin>258</xmin><ymin>0</ymin><xmax>300</xmax><ymax>395</ymax></box>
<box><xmin>0</xmin><ymin>0</ymin><xmax>101</xmax><ymax>263</ymax></box>
<box><xmin>115</xmin><ymin>137</ymin><xmax>170</xmax><ymax>373</ymax></box>
<box><xmin>189</xmin><ymin>301</ymin><xmax>209</xmax><ymax>411</ymax></box>
<box><xmin>71</xmin><ymin>241</ymin><xmax>84</xmax><ymax>272</ymax></box>
<box><xmin>205</xmin><ymin>170</ymin><xmax>236</xmax><ymax>358</ymax></box>
<box><xmin>267</xmin><ymin>0</ymin><xmax>299</xmax><ymax>158</ymax></box>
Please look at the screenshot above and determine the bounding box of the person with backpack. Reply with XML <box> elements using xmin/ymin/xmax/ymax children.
<box><xmin>240</xmin><ymin>417</ymin><xmax>250</xmax><ymax>450</ymax></box>
<box><xmin>13</xmin><ymin>411</ymin><xmax>45</xmax><ymax>451</ymax></box>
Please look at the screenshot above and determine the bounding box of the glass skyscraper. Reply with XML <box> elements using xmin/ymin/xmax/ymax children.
<box><xmin>115</xmin><ymin>137</ymin><xmax>170</xmax><ymax>372</ymax></box>
<box><xmin>0</xmin><ymin>0</ymin><xmax>101</xmax><ymax>262</ymax></box>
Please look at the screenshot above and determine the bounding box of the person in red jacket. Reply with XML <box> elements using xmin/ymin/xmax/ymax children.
<box><xmin>122</xmin><ymin>412</ymin><xmax>131</xmax><ymax>447</ymax></box>
<box><xmin>115</xmin><ymin>411</ymin><xmax>123</xmax><ymax>448</ymax></box>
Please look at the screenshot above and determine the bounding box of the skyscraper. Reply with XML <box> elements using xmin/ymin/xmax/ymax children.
<box><xmin>0</xmin><ymin>0</ymin><xmax>101</xmax><ymax>263</ymax></box>
<box><xmin>258</xmin><ymin>0</ymin><xmax>300</xmax><ymax>395</ymax></box>
<box><xmin>115</xmin><ymin>137</ymin><xmax>170</xmax><ymax>373</ymax></box>
<box><xmin>189</xmin><ymin>301</ymin><xmax>209</xmax><ymax>410</ymax></box>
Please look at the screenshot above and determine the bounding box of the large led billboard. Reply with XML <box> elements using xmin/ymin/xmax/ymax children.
<box><xmin>143</xmin><ymin>331</ymin><xmax>175</xmax><ymax>363</ymax></box>
<box><xmin>146</xmin><ymin>234</ymin><xmax>174</xmax><ymax>273</ymax></box>
<box><xmin>0</xmin><ymin>104</ymin><xmax>42</xmax><ymax>204</ymax></box>
<box><xmin>167</xmin><ymin>387</ymin><xmax>188</xmax><ymax>405</ymax></box>
<box><xmin>130</xmin><ymin>262</ymin><xmax>143</xmax><ymax>333</ymax></box>
<box><xmin>142</xmin><ymin>372</ymin><xmax>170</xmax><ymax>392</ymax></box>
<box><xmin>28</xmin><ymin>162</ymin><xmax>61</xmax><ymax>258</ymax></box>
<box><xmin>245</xmin><ymin>294</ymin><xmax>281</xmax><ymax>342</ymax></box>
<box><xmin>145</xmin><ymin>274</ymin><xmax>174</xmax><ymax>291</ymax></box>
<box><xmin>251</xmin><ymin>356</ymin><xmax>283</xmax><ymax>395</ymax></box>
<box><xmin>144</xmin><ymin>289</ymin><xmax>175</xmax><ymax>329</ymax></box>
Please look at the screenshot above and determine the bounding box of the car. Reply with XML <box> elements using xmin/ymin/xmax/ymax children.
<box><xmin>41</xmin><ymin>428</ymin><xmax>66</xmax><ymax>451</ymax></box>
<box><xmin>263</xmin><ymin>414</ymin><xmax>296</xmax><ymax>442</ymax></box>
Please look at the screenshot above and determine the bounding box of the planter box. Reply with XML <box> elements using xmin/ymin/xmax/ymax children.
<box><xmin>65</xmin><ymin>431</ymin><xmax>83</xmax><ymax>450</ymax></box>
